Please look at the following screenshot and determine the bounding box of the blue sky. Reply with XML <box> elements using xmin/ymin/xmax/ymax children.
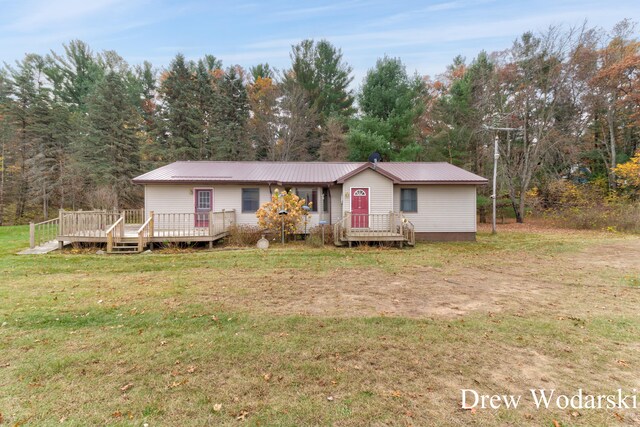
<box><xmin>1</xmin><ymin>0</ymin><xmax>638</xmax><ymax>86</ymax></box>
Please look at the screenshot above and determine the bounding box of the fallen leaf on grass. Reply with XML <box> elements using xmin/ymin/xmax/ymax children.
<box><xmin>616</xmin><ymin>360</ymin><xmax>629</xmax><ymax>367</ymax></box>
<box><xmin>613</xmin><ymin>412</ymin><xmax>624</xmax><ymax>422</ymax></box>
<box><xmin>263</xmin><ymin>372</ymin><xmax>272</xmax><ymax>381</ymax></box>
<box><xmin>390</xmin><ymin>390</ymin><xmax>402</xmax><ymax>398</ymax></box>
<box><xmin>120</xmin><ymin>383</ymin><xmax>133</xmax><ymax>392</ymax></box>
<box><xmin>169</xmin><ymin>379</ymin><xmax>188</xmax><ymax>389</ymax></box>
<box><xmin>552</xmin><ymin>420</ymin><xmax>560</xmax><ymax>427</ymax></box>
<box><xmin>112</xmin><ymin>411</ymin><xmax>122</xmax><ymax>418</ymax></box>
<box><xmin>236</xmin><ymin>410</ymin><xmax>248</xmax><ymax>421</ymax></box>
<box><xmin>187</xmin><ymin>365</ymin><xmax>197</xmax><ymax>373</ymax></box>
<box><xmin>213</xmin><ymin>403</ymin><xmax>222</xmax><ymax>412</ymax></box>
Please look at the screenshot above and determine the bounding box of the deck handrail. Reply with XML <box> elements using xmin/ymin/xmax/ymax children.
<box><xmin>136</xmin><ymin>213</ymin><xmax>154</xmax><ymax>252</ymax></box>
<box><xmin>106</xmin><ymin>216</ymin><xmax>125</xmax><ymax>252</ymax></box>
<box><xmin>401</xmin><ymin>216</ymin><xmax>416</xmax><ymax>246</ymax></box>
<box><xmin>29</xmin><ymin>217</ymin><xmax>60</xmax><ymax>248</ymax></box>
<box><xmin>333</xmin><ymin>213</ymin><xmax>350</xmax><ymax>245</ymax></box>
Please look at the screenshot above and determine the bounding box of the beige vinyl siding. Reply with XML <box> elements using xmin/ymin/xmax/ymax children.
<box><xmin>330</xmin><ymin>186</ymin><xmax>342</xmax><ymax>223</ymax></box>
<box><xmin>145</xmin><ymin>185</ymin><xmax>198</xmax><ymax>215</ymax></box>
<box><xmin>394</xmin><ymin>185</ymin><xmax>477</xmax><ymax>232</ymax></box>
<box><xmin>145</xmin><ymin>184</ymin><xmax>270</xmax><ymax>226</ymax></box>
<box><xmin>342</xmin><ymin>169</ymin><xmax>394</xmax><ymax>214</ymax></box>
<box><xmin>145</xmin><ymin>184</ymin><xmax>338</xmax><ymax>229</ymax></box>
<box><xmin>213</xmin><ymin>185</ymin><xmax>271</xmax><ymax>225</ymax></box>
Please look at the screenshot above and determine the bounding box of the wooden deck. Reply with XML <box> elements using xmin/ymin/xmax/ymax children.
<box><xmin>30</xmin><ymin>209</ymin><xmax>236</xmax><ymax>254</ymax></box>
<box><xmin>334</xmin><ymin>212</ymin><xmax>415</xmax><ymax>247</ymax></box>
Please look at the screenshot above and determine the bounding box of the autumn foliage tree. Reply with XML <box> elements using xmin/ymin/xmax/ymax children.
<box><xmin>256</xmin><ymin>189</ymin><xmax>311</xmax><ymax>240</ymax></box>
<box><xmin>613</xmin><ymin>150</ymin><xmax>640</xmax><ymax>197</ymax></box>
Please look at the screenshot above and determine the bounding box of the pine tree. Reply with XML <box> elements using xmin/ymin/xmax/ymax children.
<box><xmin>289</xmin><ymin>39</ymin><xmax>354</xmax><ymax>120</ymax></box>
<box><xmin>157</xmin><ymin>54</ymin><xmax>201</xmax><ymax>161</ymax></box>
<box><xmin>4</xmin><ymin>55</ymin><xmax>45</xmax><ymax>219</ymax></box>
<box><xmin>214</xmin><ymin>66</ymin><xmax>251</xmax><ymax>160</ymax></box>
<box><xmin>46</xmin><ymin>40</ymin><xmax>105</xmax><ymax>111</ymax></box>
<box><xmin>348</xmin><ymin>56</ymin><xmax>424</xmax><ymax>161</ymax></box>
<box><xmin>84</xmin><ymin>72</ymin><xmax>142</xmax><ymax>207</ymax></box>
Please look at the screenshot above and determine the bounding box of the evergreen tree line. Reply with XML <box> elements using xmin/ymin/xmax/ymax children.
<box><xmin>0</xmin><ymin>20</ymin><xmax>638</xmax><ymax>224</ymax></box>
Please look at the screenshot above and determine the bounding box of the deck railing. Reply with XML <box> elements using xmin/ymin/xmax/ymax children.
<box><xmin>105</xmin><ymin>216</ymin><xmax>125</xmax><ymax>252</ymax></box>
<box><xmin>153</xmin><ymin>210</ymin><xmax>236</xmax><ymax>238</ymax></box>
<box><xmin>137</xmin><ymin>213</ymin><xmax>154</xmax><ymax>252</ymax></box>
<box><xmin>122</xmin><ymin>208</ymin><xmax>145</xmax><ymax>225</ymax></box>
<box><xmin>334</xmin><ymin>211</ymin><xmax>414</xmax><ymax>245</ymax></box>
<box><xmin>29</xmin><ymin>217</ymin><xmax>60</xmax><ymax>248</ymax></box>
<box><xmin>59</xmin><ymin>210</ymin><xmax>123</xmax><ymax>238</ymax></box>
<box><xmin>402</xmin><ymin>218</ymin><xmax>416</xmax><ymax>246</ymax></box>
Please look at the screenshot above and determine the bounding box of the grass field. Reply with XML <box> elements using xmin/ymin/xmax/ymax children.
<box><xmin>1</xmin><ymin>224</ymin><xmax>640</xmax><ymax>426</ymax></box>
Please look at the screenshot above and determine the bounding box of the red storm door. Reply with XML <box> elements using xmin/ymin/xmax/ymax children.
<box><xmin>194</xmin><ymin>189</ymin><xmax>212</xmax><ymax>227</ymax></box>
<box><xmin>351</xmin><ymin>188</ymin><xmax>369</xmax><ymax>228</ymax></box>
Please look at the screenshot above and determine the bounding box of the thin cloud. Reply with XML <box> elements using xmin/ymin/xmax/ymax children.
<box><xmin>270</xmin><ymin>0</ymin><xmax>366</xmax><ymax>19</ymax></box>
<box><xmin>7</xmin><ymin>0</ymin><xmax>130</xmax><ymax>31</ymax></box>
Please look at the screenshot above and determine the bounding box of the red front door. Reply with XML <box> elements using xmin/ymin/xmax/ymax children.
<box><xmin>351</xmin><ymin>188</ymin><xmax>369</xmax><ymax>228</ymax></box>
<box><xmin>194</xmin><ymin>189</ymin><xmax>212</xmax><ymax>227</ymax></box>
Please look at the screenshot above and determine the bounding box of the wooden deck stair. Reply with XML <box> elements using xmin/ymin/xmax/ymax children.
<box><xmin>109</xmin><ymin>241</ymin><xmax>144</xmax><ymax>254</ymax></box>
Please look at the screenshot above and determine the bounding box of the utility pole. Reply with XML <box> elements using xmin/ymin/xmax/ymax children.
<box><xmin>483</xmin><ymin>124</ymin><xmax>522</xmax><ymax>235</ymax></box>
<box><xmin>492</xmin><ymin>135</ymin><xmax>499</xmax><ymax>234</ymax></box>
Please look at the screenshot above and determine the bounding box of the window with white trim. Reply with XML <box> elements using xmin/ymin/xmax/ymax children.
<box><xmin>296</xmin><ymin>188</ymin><xmax>318</xmax><ymax>212</ymax></box>
<box><xmin>241</xmin><ymin>188</ymin><xmax>260</xmax><ymax>212</ymax></box>
<box><xmin>400</xmin><ymin>188</ymin><xmax>417</xmax><ymax>212</ymax></box>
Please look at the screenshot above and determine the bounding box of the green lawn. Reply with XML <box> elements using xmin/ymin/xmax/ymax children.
<box><xmin>1</xmin><ymin>225</ymin><xmax>639</xmax><ymax>426</ymax></box>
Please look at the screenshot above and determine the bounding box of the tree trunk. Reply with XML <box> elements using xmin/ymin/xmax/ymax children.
<box><xmin>510</xmin><ymin>197</ymin><xmax>522</xmax><ymax>223</ymax></box>
<box><xmin>517</xmin><ymin>192</ymin><xmax>526</xmax><ymax>224</ymax></box>
<box><xmin>607</xmin><ymin>101</ymin><xmax>617</xmax><ymax>189</ymax></box>
<box><xmin>479</xmin><ymin>205</ymin><xmax>487</xmax><ymax>223</ymax></box>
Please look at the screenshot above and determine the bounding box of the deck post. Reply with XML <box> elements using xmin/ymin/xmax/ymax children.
<box><xmin>389</xmin><ymin>211</ymin><xmax>395</xmax><ymax>234</ymax></box>
<box><xmin>58</xmin><ymin>209</ymin><xmax>64</xmax><ymax>236</ymax></box>
<box><xmin>58</xmin><ymin>241</ymin><xmax>63</xmax><ymax>251</ymax></box>
<box><xmin>149</xmin><ymin>211</ymin><xmax>154</xmax><ymax>238</ymax></box>
<box><xmin>222</xmin><ymin>209</ymin><xmax>226</xmax><ymax>230</ymax></box>
<box><xmin>209</xmin><ymin>211</ymin><xmax>214</xmax><ymax>236</ymax></box>
<box><xmin>29</xmin><ymin>222</ymin><xmax>35</xmax><ymax>248</ymax></box>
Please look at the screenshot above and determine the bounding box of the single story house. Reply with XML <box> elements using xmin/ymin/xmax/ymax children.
<box><xmin>132</xmin><ymin>161</ymin><xmax>487</xmax><ymax>245</ymax></box>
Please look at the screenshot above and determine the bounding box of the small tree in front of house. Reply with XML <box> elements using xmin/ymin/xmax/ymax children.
<box><xmin>256</xmin><ymin>189</ymin><xmax>310</xmax><ymax>241</ymax></box>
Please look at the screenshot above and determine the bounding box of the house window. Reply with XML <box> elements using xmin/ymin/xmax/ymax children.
<box><xmin>400</xmin><ymin>188</ymin><xmax>417</xmax><ymax>212</ymax></box>
<box><xmin>296</xmin><ymin>188</ymin><xmax>318</xmax><ymax>212</ymax></box>
<box><xmin>242</xmin><ymin>188</ymin><xmax>260</xmax><ymax>212</ymax></box>
<box><xmin>322</xmin><ymin>188</ymin><xmax>329</xmax><ymax>213</ymax></box>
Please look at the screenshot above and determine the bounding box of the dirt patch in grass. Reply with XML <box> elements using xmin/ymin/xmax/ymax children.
<box><xmin>189</xmin><ymin>236</ymin><xmax>640</xmax><ymax>321</ymax></box>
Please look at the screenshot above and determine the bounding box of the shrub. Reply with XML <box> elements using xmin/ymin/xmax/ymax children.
<box><xmin>613</xmin><ymin>150</ymin><xmax>640</xmax><ymax>198</ymax></box>
<box><xmin>306</xmin><ymin>224</ymin><xmax>334</xmax><ymax>247</ymax></box>
<box><xmin>256</xmin><ymin>189</ymin><xmax>311</xmax><ymax>241</ymax></box>
<box><xmin>226</xmin><ymin>225</ymin><xmax>264</xmax><ymax>247</ymax></box>
<box><xmin>542</xmin><ymin>179</ymin><xmax>640</xmax><ymax>233</ymax></box>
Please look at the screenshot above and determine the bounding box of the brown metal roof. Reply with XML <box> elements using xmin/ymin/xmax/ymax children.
<box><xmin>132</xmin><ymin>161</ymin><xmax>487</xmax><ymax>185</ymax></box>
